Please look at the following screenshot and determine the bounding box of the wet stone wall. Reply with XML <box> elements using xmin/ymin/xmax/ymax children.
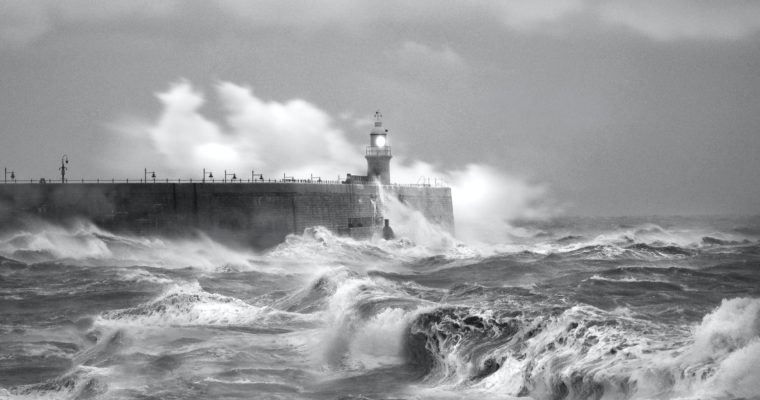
<box><xmin>0</xmin><ymin>183</ymin><xmax>454</xmax><ymax>249</ymax></box>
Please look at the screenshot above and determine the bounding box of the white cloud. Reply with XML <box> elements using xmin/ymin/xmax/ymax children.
<box><xmin>215</xmin><ymin>81</ymin><xmax>361</xmax><ymax>177</ymax></box>
<box><xmin>491</xmin><ymin>0</ymin><xmax>760</xmax><ymax>40</ymax></box>
<box><xmin>0</xmin><ymin>0</ymin><xmax>179</xmax><ymax>46</ymax></box>
<box><xmin>394</xmin><ymin>41</ymin><xmax>466</xmax><ymax>70</ymax></box>
<box><xmin>597</xmin><ymin>1</ymin><xmax>760</xmax><ymax>41</ymax></box>
<box><xmin>4</xmin><ymin>0</ymin><xmax>760</xmax><ymax>46</ymax></box>
<box><xmin>492</xmin><ymin>0</ymin><xmax>586</xmax><ymax>30</ymax></box>
<box><xmin>148</xmin><ymin>81</ymin><xmax>239</xmax><ymax>172</ymax></box>
<box><xmin>214</xmin><ymin>0</ymin><xmax>365</xmax><ymax>29</ymax></box>
<box><xmin>110</xmin><ymin>80</ymin><xmax>363</xmax><ymax>179</ymax></box>
<box><xmin>0</xmin><ymin>1</ymin><xmax>49</xmax><ymax>46</ymax></box>
<box><xmin>489</xmin><ymin>0</ymin><xmax>760</xmax><ymax>41</ymax></box>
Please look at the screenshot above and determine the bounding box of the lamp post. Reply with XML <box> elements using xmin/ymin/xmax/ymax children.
<box><xmin>144</xmin><ymin>168</ymin><xmax>156</xmax><ymax>183</ymax></box>
<box><xmin>203</xmin><ymin>168</ymin><xmax>214</xmax><ymax>183</ymax></box>
<box><xmin>4</xmin><ymin>168</ymin><xmax>15</xmax><ymax>183</ymax></box>
<box><xmin>224</xmin><ymin>170</ymin><xmax>237</xmax><ymax>183</ymax></box>
<box><xmin>59</xmin><ymin>154</ymin><xmax>69</xmax><ymax>183</ymax></box>
<box><xmin>252</xmin><ymin>170</ymin><xmax>263</xmax><ymax>182</ymax></box>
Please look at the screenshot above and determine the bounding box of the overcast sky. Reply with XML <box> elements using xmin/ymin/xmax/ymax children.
<box><xmin>1</xmin><ymin>1</ymin><xmax>759</xmax><ymax>217</ymax></box>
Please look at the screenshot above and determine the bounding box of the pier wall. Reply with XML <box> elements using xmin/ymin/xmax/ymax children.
<box><xmin>0</xmin><ymin>183</ymin><xmax>453</xmax><ymax>249</ymax></box>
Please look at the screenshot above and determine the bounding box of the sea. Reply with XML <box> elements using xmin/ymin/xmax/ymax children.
<box><xmin>1</xmin><ymin>215</ymin><xmax>759</xmax><ymax>399</ymax></box>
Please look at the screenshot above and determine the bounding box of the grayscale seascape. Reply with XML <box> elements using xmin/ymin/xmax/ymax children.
<box><xmin>2</xmin><ymin>2</ymin><xmax>759</xmax><ymax>399</ymax></box>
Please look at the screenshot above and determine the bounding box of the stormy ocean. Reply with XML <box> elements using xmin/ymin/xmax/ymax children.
<box><xmin>1</xmin><ymin>214</ymin><xmax>759</xmax><ymax>400</ymax></box>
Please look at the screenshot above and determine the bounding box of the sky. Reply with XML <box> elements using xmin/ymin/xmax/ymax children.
<box><xmin>1</xmin><ymin>0</ymin><xmax>759</xmax><ymax>218</ymax></box>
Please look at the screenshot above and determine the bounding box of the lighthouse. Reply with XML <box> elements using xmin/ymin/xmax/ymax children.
<box><xmin>365</xmin><ymin>110</ymin><xmax>392</xmax><ymax>185</ymax></box>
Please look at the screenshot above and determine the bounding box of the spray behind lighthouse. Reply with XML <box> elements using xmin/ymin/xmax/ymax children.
<box><xmin>362</xmin><ymin>111</ymin><xmax>460</xmax><ymax>247</ymax></box>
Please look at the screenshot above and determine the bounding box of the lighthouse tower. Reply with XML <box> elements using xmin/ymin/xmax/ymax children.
<box><xmin>365</xmin><ymin>110</ymin><xmax>392</xmax><ymax>185</ymax></box>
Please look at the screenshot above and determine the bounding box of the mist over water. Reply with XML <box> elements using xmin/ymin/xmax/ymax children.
<box><xmin>1</xmin><ymin>213</ymin><xmax>759</xmax><ymax>399</ymax></box>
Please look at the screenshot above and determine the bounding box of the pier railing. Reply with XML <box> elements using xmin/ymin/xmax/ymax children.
<box><xmin>0</xmin><ymin>178</ymin><xmax>342</xmax><ymax>185</ymax></box>
<box><xmin>0</xmin><ymin>177</ymin><xmax>447</xmax><ymax>187</ymax></box>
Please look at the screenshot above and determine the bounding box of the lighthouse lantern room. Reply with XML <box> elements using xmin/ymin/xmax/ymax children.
<box><xmin>365</xmin><ymin>110</ymin><xmax>392</xmax><ymax>185</ymax></box>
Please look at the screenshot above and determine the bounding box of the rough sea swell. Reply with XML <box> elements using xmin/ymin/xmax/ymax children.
<box><xmin>1</xmin><ymin>216</ymin><xmax>759</xmax><ymax>399</ymax></box>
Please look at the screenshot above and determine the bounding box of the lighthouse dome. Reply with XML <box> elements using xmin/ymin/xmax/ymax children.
<box><xmin>370</xmin><ymin>110</ymin><xmax>387</xmax><ymax>135</ymax></box>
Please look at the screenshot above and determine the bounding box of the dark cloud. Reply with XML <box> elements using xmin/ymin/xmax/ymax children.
<box><xmin>1</xmin><ymin>1</ymin><xmax>758</xmax><ymax>217</ymax></box>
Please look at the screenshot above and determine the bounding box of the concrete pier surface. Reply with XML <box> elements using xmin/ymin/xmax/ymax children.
<box><xmin>0</xmin><ymin>182</ymin><xmax>454</xmax><ymax>249</ymax></box>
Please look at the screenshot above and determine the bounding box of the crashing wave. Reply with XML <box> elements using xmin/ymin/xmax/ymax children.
<box><xmin>0</xmin><ymin>219</ymin><xmax>258</xmax><ymax>270</ymax></box>
<box><xmin>0</xmin><ymin>367</ymin><xmax>108</xmax><ymax>400</ymax></box>
<box><xmin>403</xmin><ymin>297</ymin><xmax>760</xmax><ymax>399</ymax></box>
<box><xmin>98</xmin><ymin>282</ymin><xmax>307</xmax><ymax>328</ymax></box>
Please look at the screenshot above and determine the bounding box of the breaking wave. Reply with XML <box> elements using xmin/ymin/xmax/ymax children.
<box><xmin>404</xmin><ymin>297</ymin><xmax>760</xmax><ymax>399</ymax></box>
<box><xmin>99</xmin><ymin>281</ymin><xmax>309</xmax><ymax>329</ymax></box>
<box><xmin>0</xmin><ymin>219</ymin><xmax>257</xmax><ymax>270</ymax></box>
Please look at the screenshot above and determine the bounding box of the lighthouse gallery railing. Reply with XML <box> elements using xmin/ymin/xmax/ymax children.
<box><xmin>365</xmin><ymin>146</ymin><xmax>392</xmax><ymax>156</ymax></box>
